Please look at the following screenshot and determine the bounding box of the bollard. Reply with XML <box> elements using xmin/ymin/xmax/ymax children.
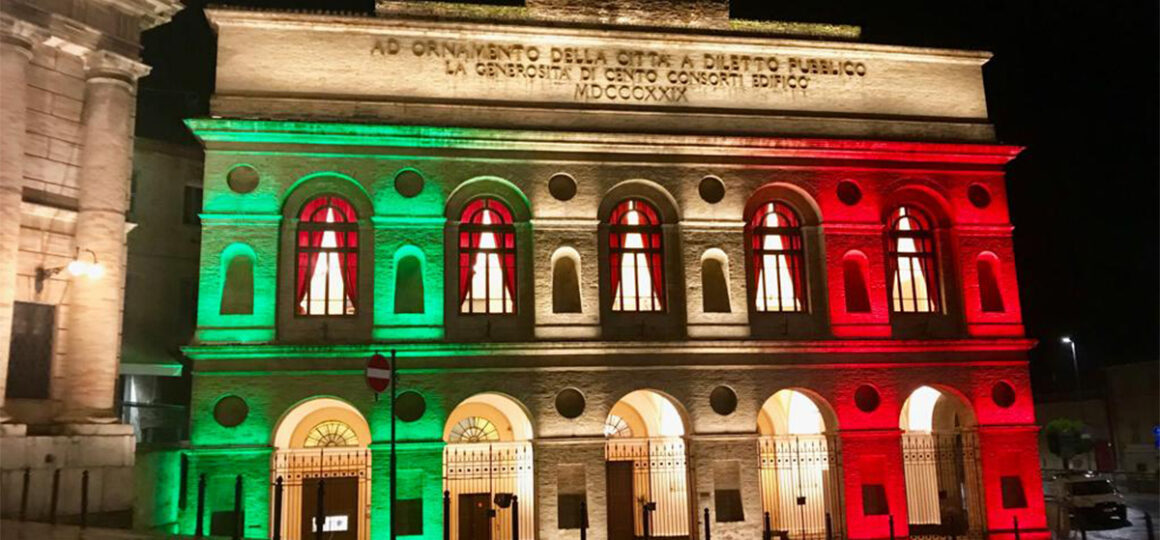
<box><xmin>19</xmin><ymin>467</ymin><xmax>29</xmax><ymax>521</ymax></box>
<box><xmin>703</xmin><ymin>507</ymin><xmax>711</xmax><ymax>540</ymax></box>
<box><xmin>579</xmin><ymin>500</ymin><xmax>588</xmax><ymax>540</ymax></box>
<box><xmin>273</xmin><ymin>476</ymin><xmax>284</xmax><ymax>540</ymax></box>
<box><xmin>1013</xmin><ymin>516</ymin><xmax>1019</xmax><ymax>540</ymax></box>
<box><xmin>763</xmin><ymin>511</ymin><xmax>771</xmax><ymax>540</ymax></box>
<box><xmin>1146</xmin><ymin>512</ymin><xmax>1155</xmax><ymax>540</ymax></box>
<box><xmin>512</xmin><ymin>496</ymin><xmax>519</xmax><ymax>540</ymax></box>
<box><xmin>642</xmin><ymin>502</ymin><xmax>652</xmax><ymax>539</ymax></box>
<box><xmin>80</xmin><ymin>470</ymin><xmax>89</xmax><ymax>529</ymax></box>
<box><xmin>443</xmin><ymin>491</ymin><xmax>451</xmax><ymax>540</ymax></box>
<box><xmin>49</xmin><ymin>468</ymin><xmax>60</xmax><ymax>524</ymax></box>
<box><xmin>888</xmin><ymin>514</ymin><xmax>895</xmax><ymax>540</ymax></box>
<box><xmin>825</xmin><ymin>512</ymin><xmax>833</xmax><ymax>540</ymax></box>
<box><xmin>233</xmin><ymin>475</ymin><xmax>244</xmax><ymax>540</ymax></box>
<box><xmin>315</xmin><ymin>478</ymin><xmax>325</xmax><ymax>540</ymax></box>
<box><xmin>196</xmin><ymin>474</ymin><xmax>206</xmax><ymax>537</ymax></box>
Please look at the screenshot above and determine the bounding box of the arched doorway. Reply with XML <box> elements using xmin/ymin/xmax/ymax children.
<box><xmin>443</xmin><ymin>393</ymin><xmax>535</xmax><ymax>540</ymax></box>
<box><xmin>899</xmin><ymin>386</ymin><xmax>984</xmax><ymax>537</ymax></box>
<box><xmin>604</xmin><ymin>390</ymin><xmax>691</xmax><ymax>540</ymax></box>
<box><xmin>271</xmin><ymin>397</ymin><xmax>372</xmax><ymax>540</ymax></box>
<box><xmin>757</xmin><ymin>389</ymin><xmax>845</xmax><ymax>539</ymax></box>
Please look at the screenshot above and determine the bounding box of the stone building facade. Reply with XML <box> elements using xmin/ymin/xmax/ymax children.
<box><xmin>0</xmin><ymin>0</ymin><xmax>181</xmax><ymax>520</ymax></box>
<box><xmin>177</xmin><ymin>1</ymin><xmax>1048</xmax><ymax>539</ymax></box>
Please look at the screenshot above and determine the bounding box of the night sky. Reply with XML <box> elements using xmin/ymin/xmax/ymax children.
<box><xmin>138</xmin><ymin>0</ymin><xmax>1160</xmax><ymax>395</ymax></box>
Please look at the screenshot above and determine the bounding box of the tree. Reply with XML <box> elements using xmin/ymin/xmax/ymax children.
<box><xmin>1044</xmin><ymin>418</ymin><xmax>1094</xmax><ymax>470</ymax></box>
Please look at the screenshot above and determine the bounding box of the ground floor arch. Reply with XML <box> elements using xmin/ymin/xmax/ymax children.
<box><xmin>271</xmin><ymin>397</ymin><xmax>372</xmax><ymax>540</ymax></box>
<box><xmin>899</xmin><ymin>385</ymin><xmax>985</xmax><ymax>537</ymax></box>
<box><xmin>604</xmin><ymin>389</ymin><xmax>692</xmax><ymax>540</ymax></box>
<box><xmin>443</xmin><ymin>392</ymin><xmax>535</xmax><ymax>540</ymax></box>
<box><xmin>757</xmin><ymin>389</ymin><xmax>845</xmax><ymax>539</ymax></box>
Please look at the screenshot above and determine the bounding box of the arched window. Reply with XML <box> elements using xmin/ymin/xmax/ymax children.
<box><xmin>295</xmin><ymin>195</ymin><xmax>358</xmax><ymax>316</ymax></box>
<box><xmin>609</xmin><ymin>199</ymin><xmax>665</xmax><ymax>312</ymax></box>
<box><xmin>449</xmin><ymin>416</ymin><xmax>500</xmax><ymax>443</ymax></box>
<box><xmin>458</xmin><ymin>197</ymin><xmax>516</xmax><ymax>314</ymax></box>
<box><xmin>303</xmin><ymin>420</ymin><xmax>359</xmax><ymax>448</ymax></box>
<box><xmin>604</xmin><ymin>414</ymin><xmax>633</xmax><ymax>438</ymax></box>
<box><xmin>749</xmin><ymin>201</ymin><xmax>806</xmax><ymax>312</ymax></box>
<box><xmin>887</xmin><ymin>206</ymin><xmax>940</xmax><ymax>313</ymax></box>
<box><xmin>977</xmin><ymin>252</ymin><xmax>1005</xmax><ymax>313</ymax></box>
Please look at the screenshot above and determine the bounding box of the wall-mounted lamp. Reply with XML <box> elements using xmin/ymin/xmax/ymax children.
<box><xmin>35</xmin><ymin>248</ymin><xmax>103</xmax><ymax>293</ymax></box>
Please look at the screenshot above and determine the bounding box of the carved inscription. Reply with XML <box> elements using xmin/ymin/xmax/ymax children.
<box><xmin>370</xmin><ymin>37</ymin><xmax>868</xmax><ymax>104</ymax></box>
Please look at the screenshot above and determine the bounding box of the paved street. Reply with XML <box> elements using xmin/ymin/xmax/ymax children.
<box><xmin>1049</xmin><ymin>493</ymin><xmax>1159</xmax><ymax>540</ymax></box>
<box><xmin>0</xmin><ymin>521</ymin><xmax>164</xmax><ymax>540</ymax></box>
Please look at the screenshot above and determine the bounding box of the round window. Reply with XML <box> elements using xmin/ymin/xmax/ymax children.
<box><xmin>991</xmin><ymin>381</ymin><xmax>1017</xmax><ymax>408</ymax></box>
<box><xmin>555</xmin><ymin>388</ymin><xmax>586</xmax><ymax>419</ymax></box>
<box><xmin>854</xmin><ymin>385</ymin><xmax>881</xmax><ymax>413</ymax></box>
<box><xmin>226</xmin><ymin>165</ymin><xmax>260</xmax><ymax>194</ymax></box>
<box><xmin>968</xmin><ymin>183</ymin><xmax>992</xmax><ymax>208</ymax></box>
<box><xmin>395</xmin><ymin>391</ymin><xmax>427</xmax><ymax>422</ymax></box>
<box><xmin>709</xmin><ymin>386</ymin><xmax>738</xmax><ymax>416</ymax></box>
<box><xmin>548</xmin><ymin>173</ymin><xmax>577</xmax><ymax>201</ymax></box>
<box><xmin>698</xmin><ymin>176</ymin><xmax>726</xmax><ymax>204</ymax></box>
<box><xmin>213</xmin><ymin>395</ymin><xmax>248</xmax><ymax>427</ymax></box>
<box><xmin>837</xmin><ymin>180</ymin><xmax>863</xmax><ymax>206</ymax></box>
<box><xmin>394</xmin><ymin>169</ymin><xmax>425</xmax><ymax>198</ymax></box>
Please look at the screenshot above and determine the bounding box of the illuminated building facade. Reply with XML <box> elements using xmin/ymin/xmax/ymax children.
<box><xmin>0</xmin><ymin>0</ymin><xmax>181</xmax><ymax>520</ymax></box>
<box><xmin>176</xmin><ymin>1</ymin><xmax>1048</xmax><ymax>538</ymax></box>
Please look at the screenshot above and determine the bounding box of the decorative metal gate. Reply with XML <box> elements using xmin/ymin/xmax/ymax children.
<box><xmin>901</xmin><ymin>430</ymin><xmax>985</xmax><ymax>538</ymax></box>
<box><xmin>271</xmin><ymin>448</ymin><xmax>372</xmax><ymax>540</ymax></box>
<box><xmin>758</xmin><ymin>434</ymin><xmax>845</xmax><ymax>539</ymax></box>
<box><xmin>443</xmin><ymin>442</ymin><xmax>535</xmax><ymax>540</ymax></box>
<box><xmin>605</xmin><ymin>437</ymin><xmax>691</xmax><ymax>538</ymax></box>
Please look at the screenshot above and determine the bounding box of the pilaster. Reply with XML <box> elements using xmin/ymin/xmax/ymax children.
<box><xmin>56</xmin><ymin>49</ymin><xmax>150</xmax><ymax>425</ymax></box>
<box><xmin>977</xmin><ymin>425</ymin><xmax>1050</xmax><ymax>539</ymax></box>
<box><xmin>838</xmin><ymin>429</ymin><xmax>908</xmax><ymax>540</ymax></box>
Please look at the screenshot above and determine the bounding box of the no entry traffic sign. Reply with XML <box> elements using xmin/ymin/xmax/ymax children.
<box><xmin>366</xmin><ymin>353</ymin><xmax>391</xmax><ymax>393</ymax></box>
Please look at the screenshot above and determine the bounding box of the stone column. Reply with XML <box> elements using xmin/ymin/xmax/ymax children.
<box><xmin>0</xmin><ymin>18</ymin><xmax>44</xmax><ymax>428</ymax></box>
<box><xmin>57</xmin><ymin>50</ymin><xmax>149</xmax><ymax>425</ymax></box>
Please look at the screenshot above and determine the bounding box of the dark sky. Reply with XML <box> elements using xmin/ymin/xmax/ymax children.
<box><xmin>139</xmin><ymin>1</ymin><xmax>1160</xmax><ymax>393</ymax></box>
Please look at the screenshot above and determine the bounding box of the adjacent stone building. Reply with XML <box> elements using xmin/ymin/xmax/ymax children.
<box><xmin>0</xmin><ymin>0</ymin><xmax>181</xmax><ymax>521</ymax></box>
<box><xmin>176</xmin><ymin>1</ymin><xmax>1048</xmax><ymax>539</ymax></box>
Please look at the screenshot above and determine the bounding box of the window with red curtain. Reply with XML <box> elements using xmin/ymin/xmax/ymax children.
<box><xmin>295</xmin><ymin>195</ymin><xmax>359</xmax><ymax>316</ymax></box>
<box><xmin>749</xmin><ymin>201</ymin><xmax>806</xmax><ymax>312</ymax></box>
<box><xmin>887</xmin><ymin>205</ymin><xmax>940</xmax><ymax>313</ymax></box>
<box><xmin>458</xmin><ymin>197</ymin><xmax>516</xmax><ymax>314</ymax></box>
<box><xmin>609</xmin><ymin>199</ymin><xmax>665</xmax><ymax>312</ymax></box>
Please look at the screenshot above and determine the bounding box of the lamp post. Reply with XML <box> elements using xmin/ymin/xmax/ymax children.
<box><xmin>1061</xmin><ymin>336</ymin><xmax>1078</xmax><ymax>387</ymax></box>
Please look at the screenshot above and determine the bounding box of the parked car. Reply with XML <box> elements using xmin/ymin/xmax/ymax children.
<box><xmin>1050</xmin><ymin>472</ymin><xmax>1129</xmax><ymax>526</ymax></box>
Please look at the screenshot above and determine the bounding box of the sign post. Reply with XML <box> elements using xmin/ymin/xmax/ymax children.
<box><xmin>389</xmin><ymin>350</ymin><xmax>397</xmax><ymax>540</ymax></box>
<box><xmin>366</xmin><ymin>352</ymin><xmax>398</xmax><ymax>540</ymax></box>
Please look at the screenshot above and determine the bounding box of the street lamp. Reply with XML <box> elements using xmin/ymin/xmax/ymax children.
<box><xmin>35</xmin><ymin>248</ymin><xmax>104</xmax><ymax>293</ymax></box>
<box><xmin>1060</xmin><ymin>336</ymin><xmax>1078</xmax><ymax>384</ymax></box>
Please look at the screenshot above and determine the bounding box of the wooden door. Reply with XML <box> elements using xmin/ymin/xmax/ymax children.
<box><xmin>606</xmin><ymin>461</ymin><xmax>635</xmax><ymax>540</ymax></box>
<box><xmin>300</xmin><ymin>476</ymin><xmax>360</xmax><ymax>540</ymax></box>
<box><xmin>458</xmin><ymin>493</ymin><xmax>492</xmax><ymax>540</ymax></box>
